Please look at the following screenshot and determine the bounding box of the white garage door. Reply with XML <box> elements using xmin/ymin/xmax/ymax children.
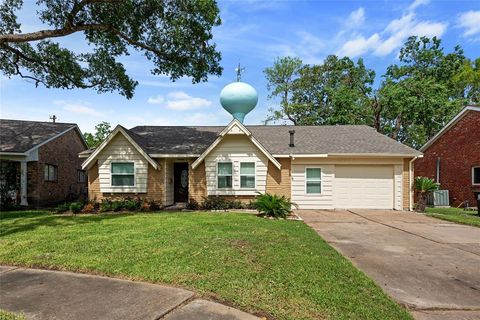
<box><xmin>334</xmin><ymin>165</ymin><xmax>394</xmax><ymax>209</ymax></box>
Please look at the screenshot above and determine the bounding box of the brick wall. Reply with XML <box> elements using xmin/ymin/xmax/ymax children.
<box><xmin>414</xmin><ymin>111</ymin><xmax>480</xmax><ymax>206</ymax></box>
<box><xmin>87</xmin><ymin>160</ymin><xmax>164</xmax><ymax>204</ymax></box>
<box><xmin>188</xmin><ymin>160</ymin><xmax>207</xmax><ymax>203</ymax></box>
<box><xmin>266</xmin><ymin>158</ymin><xmax>291</xmax><ymax>198</ymax></box>
<box><xmin>29</xmin><ymin>128</ymin><xmax>87</xmax><ymax>206</ymax></box>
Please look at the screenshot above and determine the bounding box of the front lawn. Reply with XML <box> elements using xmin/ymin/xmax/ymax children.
<box><xmin>426</xmin><ymin>207</ymin><xmax>480</xmax><ymax>227</ymax></box>
<box><xmin>0</xmin><ymin>211</ymin><xmax>411</xmax><ymax>320</ymax></box>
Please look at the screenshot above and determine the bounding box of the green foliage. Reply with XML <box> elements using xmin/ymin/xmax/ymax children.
<box><xmin>0</xmin><ymin>0</ymin><xmax>222</xmax><ymax>98</ymax></box>
<box><xmin>55</xmin><ymin>202</ymin><xmax>70</xmax><ymax>213</ymax></box>
<box><xmin>200</xmin><ymin>196</ymin><xmax>244</xmax><ymax>210</ymax></box>
<box><xmin>252</xmin><ymin>193</ymin><xmax>296</xmax><ymax>218</ymax></box>
<box><xmin>99</xmin><ymin>199</ymin><xmax>112</xmax><ymax>213</ymax></box>
<box><xmin>69</xmin><ymin>202</ymin><xmax>83</xmax><ymax>214</ymax></box>
<box><xmin>264</xmin><ymin>55</ymin><xmax>375</xmax><ymax>127</ymax></box>
<box><xmin>83</xmin><ymin>122</ymin><xmax>112</xmax><ymax>148</ymax></box>
<box><xmin>99</xmin><ymin>198</ymin><xmax>161</xmax><ymax>213</ymax></box>
<box><xmin>265</xmin><ymin>36</ymin><xmax>479</xmax><ymax>148</ymax></box>
<box><xmin>414</xmin><ymin>176</ymin><xmax>440</xmax><ymax>212</ymax></box>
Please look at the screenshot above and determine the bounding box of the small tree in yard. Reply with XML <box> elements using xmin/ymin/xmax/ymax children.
<box><xmin>415</xmin><ymin>177</ymin><xmax>439</xmax><ymax>212</ymax></box>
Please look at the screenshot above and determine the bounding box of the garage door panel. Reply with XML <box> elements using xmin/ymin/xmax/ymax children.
<box><xmin>334</xmin><ymin>165</ymin><xmax>394</xmax><ymax>209</ymax></box>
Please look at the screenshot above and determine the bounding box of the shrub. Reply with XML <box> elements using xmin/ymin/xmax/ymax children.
<box><xmin>99</xmin><ymin>199</ymin><xmax>112</xmax><ymax>212</ymax></box>
<box><xmin>69</xmin><ymin>202</ymin><xmax>83</xmax><ymax>214</ymax></box>
<box><xmin>148</xmin><ymin>199</ymin><xmax>161</xmax><ymax>211</ymax></box>
<box><xmin>111</xmin><ymin>200</ymin><xmax>124</xmax><ymax>212</ymax></box>
<box><xmin>252</xmin><ymin>193</ymin><xmax>296</xmax><ymax>218</ymax></box>
<box><xmin>415</xmin><ymin>176</ymin><xmax>440</xmax><ymax>213</ymax></box>
<box><xmin>202</xmin><ymin>196</ymin><xmax>230</xmax><ymax>210</ymax></box>
<box><xmin>124</xmin><ymin>199</ymin><xmax>140</xmax><ymax>211</ymax></box>
<box><xmin>186</xmin><ymin>198</ymin><xmax>200</xmax><ymax>210</ymax></box>
<box><xmin>81</xmin><ymin>202</ymin><xmax>96</xmax><ymax>213</ymax></box>
<box><xmin>55</xmin><ymin>202</ymin><xmax>70</xmax><ymax>213</ymax></box>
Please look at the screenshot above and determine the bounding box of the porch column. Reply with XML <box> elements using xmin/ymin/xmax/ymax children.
<box><xmin>20</xmin><ymin>160</ymin><xmax>28</xmax><ymax>206</ymax></box>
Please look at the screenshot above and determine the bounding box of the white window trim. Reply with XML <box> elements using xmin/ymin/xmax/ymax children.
<box><xmin>239</xmin><ymin>162</ymin><xmax>256</xmax><ymax>189</ymax></box>
<box><xmin>305</xmin><ymin>167</ymin><xmax>322</xmax><ymax>195</ymax></box>
<box><xmin>217</xmin><ymin>161</ymin><xmax>233</xmax><ymax>189</ymax></box>
<box><xmin>111</xmin><ymin>161</ymin><xmax>136</xmax><ymax>187</ymax></box>
<box><xmin>473</xmin><ymin>166</ymin><xmax>480</xmax><ymax>185</ymax></box>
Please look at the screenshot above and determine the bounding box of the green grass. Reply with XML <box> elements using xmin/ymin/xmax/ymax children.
<box><xmin>0</xmin><ymin>211</ymin><xmax>411</xmax><ymax>320</ymax></box>
<box><xmin>426</xmin><ymin>207</ymin><xmax>480</xmax><ymax>227</ymax></box>
<box><xmin>0</xmin><ymin>310</ymin><xmax>26</xmax><ymax>320</ymax></box>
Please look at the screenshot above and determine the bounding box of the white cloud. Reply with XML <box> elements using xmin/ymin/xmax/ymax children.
<box><xmin>408</xmin><ymin>0</ymin><xmax>430</xmax><ymax>11</ymax></box>
<box><xmin>337</xmin><ymin>0</ymin><xmax>447</xmax><ymax>58</ymax></box>
<box><xmin>147</xmin><ymin>91</ymin><xmax>212</xmax><ymax>111</ymax></box>
<box><xmin>147</xmin><ymin>95</ymin><xmax>164</xmax><ymax>104</ymax></box>
<box><xmin>348</xmin><ymin>8</ymin><xmax>365</xmax><ymax>27</ymax></box>
<box><xmin>53</xmin><ymin>100</ymin><xmax>104</xmax><ymax>117</ymax></box>
<box><xmin>457</xmin><ymin>10</ymin><xmax>480</xmax><ymax>37</ymax></box>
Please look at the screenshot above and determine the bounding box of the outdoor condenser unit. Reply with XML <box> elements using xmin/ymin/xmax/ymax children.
<box><xmin>427</xmin><ymin>190</ymin><xmax>450</xmax><ymax>207</ymax></box>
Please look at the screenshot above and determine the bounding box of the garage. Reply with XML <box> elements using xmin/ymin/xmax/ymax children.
<box><xmin>334</xmin><ymin>165</ymin><xmax>394</xmax><ymax>209</ymax></box>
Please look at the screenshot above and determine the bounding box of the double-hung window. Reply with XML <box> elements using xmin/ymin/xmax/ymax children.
<box><xmin>306</xmin><ymin>168</ymin><xmax>321</xmax><ymax>194</ymax></box>
<box><xmin>218</xmin><ymin>162</ymin><xmax>232</xmax><ymax>188</ymax></box>
<box><xmin>77</xmin><ymin>170</ymin><xmax>87</xmax><ymax>183</ymax></box>
<box><xmin>111</xmin><ymin>162</ymin><xmax>134</xmax><ymax>186</ymax></box>
<box><xmin>240</xmin><ymin>162</ymin><xmax>255</xmax><ymax>188</ymax></box>
<box><xmin>44</xmin><ymin>164</ymin><xmax>58</xmax><ymax>181</ymax></box>
<box><xmin>473</xmin><ymin>167</ymin><xmax>480</xmax><ymax>185</ymax></box>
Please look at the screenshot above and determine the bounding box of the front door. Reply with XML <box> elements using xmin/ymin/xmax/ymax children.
<box><xmin>174</xmin><ymin>163</ymin><xmax>189</xmax><ymax>203</ymax></box>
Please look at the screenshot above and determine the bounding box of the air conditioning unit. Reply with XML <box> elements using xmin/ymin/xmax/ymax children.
<box><xmin>427</xmin><ymin>190</ymin><xmax>449</xmax><ymax>207</ymax></box>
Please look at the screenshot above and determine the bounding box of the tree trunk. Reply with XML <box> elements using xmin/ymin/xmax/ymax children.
<box><xmin>416</xmin><ymin>192</ymin><xmax>427</xmax><ymax>212</ymax></box>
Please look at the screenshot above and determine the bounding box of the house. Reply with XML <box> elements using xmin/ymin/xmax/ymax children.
<box><xmin>80</xmin><ymin>120</ymin><xmax>421</xmax><ymax>210</ymax></box>
<box><xmin>0</xmin><ymin>119</ymin><xmax>88</xmax><ymax>207</ymax></box>
<box><xmin>415</xmin><ymin>106</ymin><xmax>480</xmax><ymax>207</ymax></box>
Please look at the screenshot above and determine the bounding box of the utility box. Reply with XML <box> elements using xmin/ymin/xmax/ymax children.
<box><xmin>427</xmin><ymin>190</ymin><xmax>450</xmax><ymax>207</ymax></box>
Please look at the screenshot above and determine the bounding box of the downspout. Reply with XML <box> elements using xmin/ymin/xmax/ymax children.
<box><xmin>409</xmin><ymin>155</ymin><xmax>423</xmax><ymax>211</ymax></box>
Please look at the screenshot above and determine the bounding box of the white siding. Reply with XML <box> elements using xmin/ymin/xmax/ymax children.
<box><xmin>205</xmin><ymin>135</ymin><xmax>268</xmax><ymax>196</ymax></box>
<box><xmin>291</xmin><ymin>164</ymin><xmax>334</xmax><ymax>209</ymax></box>
<box><xmin>97</xmin><ymin>134</ymin><xmax>148</xmax><ymax>193</ymax></box>
<box><xmin>291</xmin><ymin>157</ymin><xmax>404</xmax><ymax>210</ymax></box>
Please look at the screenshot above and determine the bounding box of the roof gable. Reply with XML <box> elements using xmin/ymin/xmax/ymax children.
<box><xmin>420</xmin><ymin>106</ymin><xmax>480</xmax><ymax>152</ymax></box>
<box><xmin>81</xmin><ymin>125</ymin><xmax>158</xmax><ymax>170</ymax></box>
<box><xmin>191</xmin><ymin>120</ymin><xmax>282</xmax><ymax>169</ymax></box>
<box><xmin>0</xmin><ymin>119</ymin><xmax>86</xmax><ymax>153</ymax></box>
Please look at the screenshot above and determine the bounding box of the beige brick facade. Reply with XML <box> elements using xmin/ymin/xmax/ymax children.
<box><xmin>403</xmin><ymin>158</ymin><xmax>412</xmax><ymax>210</ymax></box>
<box><xmin>188</xmin><ymin>160</ymin><xmax>207</xmax><ymax>203</ymax></box>
<box><xmin>266</xmin><ymin>158</ymin><xmax>291</xmax><ymax>198</ymax></box>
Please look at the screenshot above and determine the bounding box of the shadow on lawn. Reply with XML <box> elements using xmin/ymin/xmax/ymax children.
<box><xmin>0</xmin><ymin>211</ymin><xmax>137</xmax><ymax>237</ymax></box>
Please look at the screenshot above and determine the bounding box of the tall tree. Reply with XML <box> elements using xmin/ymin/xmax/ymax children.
<box><xmin>380</xmin><ymin>36</ymin><xmax>468</xmax><ymax>148</ymax></box>
<box><xmin>83</xmin><ymin>121</ymin><xmax>111</xmax><ymax>148</ymax></box>
<box><xmin>0</xmin><ymin>0</ymin><xmax>222</xmax><ymax>98</ymax></box>
<box><xmin>264</xmin><ymin>55</ymin><xmax>375</xmax><ymax>126</ymax></box>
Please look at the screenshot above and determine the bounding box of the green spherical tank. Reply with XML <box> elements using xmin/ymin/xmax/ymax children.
<box><xmin>220</xmin><ymin>82</ymin><xmax>258</xmax><ymax>123</ymax></box>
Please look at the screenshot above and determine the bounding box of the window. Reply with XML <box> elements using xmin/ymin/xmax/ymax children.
<box><xmin>218</xmin><ymin>162</ymin><xmax>232</xmax><ymax>188</ymax></box>
<box><xmin>77</xmin><ymin>170</ymin><xmax>87</xmax><ymax>183</ymax></box>
<box><xmin>473</xmin><ymin>167</ymin><xmax>480</xmax><ymax>185</ymax></box>
<box><xmin>306</xmin><ymin>168</ymin><xmax>321</xmax><ymax>194</ymax></box>
<box><xmin>240</xmin><ymin>162</ymin><xmax>255</xmax><ymax>188</ymax></box>
<box><xmin>44</xmin><ymin>164</ymin><xmax>57</xmax><ymax>181</ymax></box>
<box><xmin>111</xmin><ymin>162</ymin><xmax>134</xmax><ymax>186</ymax></box>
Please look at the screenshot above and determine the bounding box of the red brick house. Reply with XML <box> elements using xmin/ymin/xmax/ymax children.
<box><xmin>0</xmin><ymin>119</ymin><xmax>88</xmax><ymax>207</ymax></box>
<box><xmin>415</xmin><ymin>106</ymin><xmax>480</xmax><ymax>207</ymax></box>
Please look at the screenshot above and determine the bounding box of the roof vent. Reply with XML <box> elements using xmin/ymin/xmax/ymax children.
<box><xmin>289</xmin><ymin>130</ymin><xmax>295</xmax><ymax>147</ymax></box>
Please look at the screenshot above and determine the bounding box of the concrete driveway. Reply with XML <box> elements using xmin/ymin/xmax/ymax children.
<box><xmin>298</xmin><ymin>210</ymin><xmax>480</xmax><ymax>320</ymax></box>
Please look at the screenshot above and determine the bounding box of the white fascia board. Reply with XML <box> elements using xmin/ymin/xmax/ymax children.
<box><xmin>420</xmin><ymin>106</ymin><xmax>480</xmax><ymax>152</ymax></box>
<box><xmin>81</xmin><ymin>126</ymin><xmax>158</xmax><ymax>170</ymax></box>
<box><xmin>192</xmin><ymin>119</ymin><xmax>281</xmax><ymax>170</ymax></box>
<box><xmin>150</xmin><ymin>154</ymin><xmax>201</xmax><ymax>158</ymax></box>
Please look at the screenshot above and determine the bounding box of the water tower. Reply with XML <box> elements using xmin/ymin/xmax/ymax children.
<box><xmin>219</xmin><ymin>64</ymin><xmax>258</xmax><ymax>123</ymax></box>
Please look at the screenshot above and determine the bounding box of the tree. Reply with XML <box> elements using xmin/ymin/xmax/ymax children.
<box><xmin>379</xmin><ymin>36</ymin><xmax>468</xmax><ymax>148</ymax></box>
<box><xmin>83</xmin><ymin>121</ymin><xmax>111</xmax><ymax>148</ymax></box>
<box><xmin>264</xmin><ymin>55</ymin><xmax>375</xmax><ymax>126</ymax></box>
<box><xmin>0</xmin><ymin>0</ymin><xmax>222</xmax><ymax>98</ymax></box>
<box><xmin>414</xmin><ymin>176</ymin><xmax>439</xmax><ymax>212</ymax></box>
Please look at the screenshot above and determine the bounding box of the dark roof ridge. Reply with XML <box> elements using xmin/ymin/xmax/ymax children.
<box><xmin>0</xmin><ymin>118</ymin><xmax>77</xmax><ymax>126</ymax></box>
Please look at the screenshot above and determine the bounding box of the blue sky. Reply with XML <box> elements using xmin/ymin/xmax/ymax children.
<box><xmin>1</xmin><ymin>0</ymin><xmax>479</xmax><ymax>134</ymax></box>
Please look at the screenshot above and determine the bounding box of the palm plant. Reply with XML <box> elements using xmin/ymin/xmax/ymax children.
<box><xmin>415</xmin><ymin>177</ymin><xmax>440</xmax><ymax>212</ymax></box>
<box><xmin>252</xmin><ymin>193</ymin><xmax>297</xmax><ymax>218</ymax></box>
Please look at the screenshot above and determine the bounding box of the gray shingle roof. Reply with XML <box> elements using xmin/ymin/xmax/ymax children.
<box><xmin>0</xmin><ymin>119</ymin><xmax>77</xmax><ymax>153</ymax></box>
<box><xmin>128</xmin><ymin>124</ymin><xmax>420</xmax><ymax>156</ymax></box>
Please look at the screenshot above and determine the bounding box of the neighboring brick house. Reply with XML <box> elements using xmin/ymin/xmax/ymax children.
<box><xmin>415</xmin><ymin>106</ymin><xmax>480</xmax><ymax>207</ymax></box>
<box><xmin>0</xmin><ymin>119</ymin><xmax>88</xmax><ymax>207</ymax></box>
<box><xmin>80</xmin><ymin>119</ymin><xmax>420</xmax><ymax>210</ymax></box>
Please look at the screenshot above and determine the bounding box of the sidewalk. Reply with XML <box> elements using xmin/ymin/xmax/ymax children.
<box><xmin>0</xmin><ymin>266</ymin><xmax>260</xmax><ymax>320</ymax></box>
